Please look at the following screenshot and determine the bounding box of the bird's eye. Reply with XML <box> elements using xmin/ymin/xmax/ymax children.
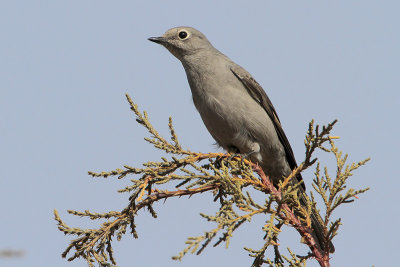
<box><xmin>178</xmin><ymin>31</ymin><xmax>188</xmax><ymax>40</ymax></box>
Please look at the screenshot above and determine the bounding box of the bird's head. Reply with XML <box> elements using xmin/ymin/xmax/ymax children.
<box><xmin>148</xmin><ymin>26</ymin><xmax>213</xmax><ymax>61</ymax></box>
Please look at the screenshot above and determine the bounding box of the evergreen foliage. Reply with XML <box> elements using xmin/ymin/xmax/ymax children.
<box><xmin>54</xmin><ymin>94</ymin><xmax>369</xmax><ymax>267</ymax></box>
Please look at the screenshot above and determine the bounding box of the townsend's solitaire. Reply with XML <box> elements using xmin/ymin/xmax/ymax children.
<box><xmin>148</xmin><ymin>26</ymin><xmax>334</xmax><ymax>253</ymax></box>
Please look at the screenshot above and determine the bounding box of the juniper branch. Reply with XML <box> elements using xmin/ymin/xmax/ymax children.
<box><xmin>55</xmin><ymin>95</ymin><xmax>369</xmax><ymax>267</ymax></box>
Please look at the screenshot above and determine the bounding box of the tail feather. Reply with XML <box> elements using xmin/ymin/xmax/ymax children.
<box><xmin>299</xmin><ymin>191</ymin><xmax>335</xmax><ymax>253</ymax></box>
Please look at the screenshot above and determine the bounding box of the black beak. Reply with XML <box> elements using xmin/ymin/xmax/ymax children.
<box><xmin>148</xmin><ymin>37</ymin><xmax>167</xmax><ymax>44</ymax></box>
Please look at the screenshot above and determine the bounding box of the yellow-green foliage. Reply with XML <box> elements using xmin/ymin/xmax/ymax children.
<box><xmin>54</xmin><ymin>94</ymin><xmax>369</xmax><ymax>267</ymax></box>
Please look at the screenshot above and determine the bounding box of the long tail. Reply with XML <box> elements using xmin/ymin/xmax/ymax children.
<box><xmin>299</xmin><ymin>192</ymin><xmax>335</xmax><ymax>253</ymax></box>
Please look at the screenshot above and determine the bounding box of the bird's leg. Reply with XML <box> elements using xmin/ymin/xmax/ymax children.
<box><xmin>214</xmin><ymin>155</ymin><xmax>224</xmax><ymax>169</ymax></box>
<box><xmin>227</xmin><ymin>145</ymin><xmax>242</xmax><ymax>161</ymax></box>
<box><xmin>214</xmin><ymin>146</ymin><xmax>248</xmax><ymax>172</ymax></box>
<box><xmin>214</xmin><ymin>145</ymin><xmax>239</xmax><ymax>169</ymax></box>
<box><xmin>242</xmin><ymin>150</ymin><xmax>258</xmax><ymax>159</ymax></box>
<box><xmin>228</xmin><ymin>143</ymin><xmax>261</xmax><ymax>166</ymax></box>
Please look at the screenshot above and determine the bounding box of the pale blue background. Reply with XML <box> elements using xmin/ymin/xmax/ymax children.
<box><xmin>1</xmin><ymin>1</ymin><xmax>398</xmax><ymax>266</ymax></box>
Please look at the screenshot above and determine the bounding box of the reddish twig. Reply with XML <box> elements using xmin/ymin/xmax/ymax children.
<box><xmin>252</xmin><ymin>164</ymin><xmax>330</xmax><ymax>267</ymax></box>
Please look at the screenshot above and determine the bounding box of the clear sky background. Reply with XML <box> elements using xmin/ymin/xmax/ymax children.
<box><xmin>1</xmin><ymin>1</ymin><xmax>398</xmax><ymax>266</ymax></box>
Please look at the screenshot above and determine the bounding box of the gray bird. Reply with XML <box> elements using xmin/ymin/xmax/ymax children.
<box><xmin>148</xmin><ymin>26</ymin><xmax>334</xmax><ymax>253</ymax></box>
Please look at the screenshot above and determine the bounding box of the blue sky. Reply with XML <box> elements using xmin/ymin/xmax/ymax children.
<box><xmin>1</xmin><ymin>1</ymin><xmax>399</xmax><ymax>266</ymax></box>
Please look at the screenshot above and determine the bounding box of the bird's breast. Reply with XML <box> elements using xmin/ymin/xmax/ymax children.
<box><xmin>188</xmin><ymin>72</ymin><xmax>264</xmax><ymax>148</ymax></box>
<box><xmin>184</xmin><ymin>64</ymin><xmax>291</xmax><ymax>180</ymax></box>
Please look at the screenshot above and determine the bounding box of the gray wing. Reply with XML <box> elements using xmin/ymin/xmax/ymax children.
<box><xmin>230</xmin><ymin>65</ymin><xmax>305</xmax><ymax>189</ymax></box>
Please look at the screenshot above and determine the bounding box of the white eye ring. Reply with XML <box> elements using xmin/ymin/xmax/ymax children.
<box><xmin>178</xmin><ymin>30</ymin><xmax>189</xmax><ymax>40</ymax></box>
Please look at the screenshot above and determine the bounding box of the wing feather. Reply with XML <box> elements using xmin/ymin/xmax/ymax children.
<box><xmin>230</xmin><ymin>66</ymin><xmax>304</xmax><ymax>189</ymax></box>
